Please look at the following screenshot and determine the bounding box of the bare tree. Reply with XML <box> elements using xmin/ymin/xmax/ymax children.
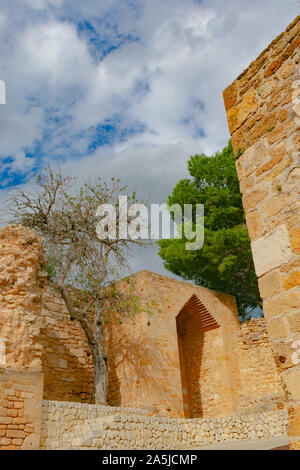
<box><xmin>6</xmin><ymin>166</ymin><xmax>147</xmax><ymax>404</ymax></box>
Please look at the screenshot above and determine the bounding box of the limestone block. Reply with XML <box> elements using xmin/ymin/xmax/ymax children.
<box><xmin>287</xmin><ymin>312</ymin><xmax>300</xmax><ymax>333</ymax></box>
<box><xmin>279</xmin><ymin>62</ymin><xmax>295</xmax><ymax>79</ymax></box>
<box><xmin>223</xmin><ymin>83</ymin><xmax>238</xmax><ymax>112</ymax></box>
<box><xmin>251</xmin><ymin>225</ymin><xmax>292</xmax><ymax>277</ymax></box>
<box><xmin>260</xmin><ymin>79</ymin><xmax>277</xmax><ymax>99</ymax></box>
<box><xmin>239</xmin><ymin>175</ymin><xmax>255</xmax><ymax>194</ymax></box>
<box><xmin>256</xmin><ymin>153</ymin><xmax>285</xmax><ymax>178</ymax></box>
<box><xmin>287</xmin><ymin>404</ymin><xmax>300</xmax><ymax>438</ymax></box>
<box><xmin>258</xmin><ymin>270</ymin><xmax>281</xmax><ymax>299</ymax></box>
<box><xmin>287</xmin><ymin>168</ymin><xmax>300</xmax><ymax>183</ymax></box>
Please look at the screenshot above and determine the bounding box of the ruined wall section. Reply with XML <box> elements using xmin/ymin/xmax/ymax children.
<box><xmin>41</xmin><ymin>285</ymin><xmax>94</xmax><ymax>403</ymax></box>
<box><xmin>41</xmin><ymin>400</ymin><xmax>288</xmax><ymax>450</ymax></box>
<box><xmin>223</xmin><ymin>15</ymin><xmax>300</xmax><ymax>449</ymax></box>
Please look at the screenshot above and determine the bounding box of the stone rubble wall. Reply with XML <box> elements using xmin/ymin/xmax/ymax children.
<box><xmin>0</xmin><ymin>225</ymin><xmax>45</xmax><ymax>372</ymax></box>
<box><xmin>40</xmin><ymin>400</ymin><xmax>288</xmax><ymax>450</ymax></box>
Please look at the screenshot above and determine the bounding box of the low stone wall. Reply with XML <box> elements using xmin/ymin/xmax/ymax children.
<box><xmin>0</xmin><ymin>368</ymin><xmax>43</xmax><ymax>450</ymax></box>
<box><xmin>41</xmin><ymin>400</ymin><xmax>288</xmax><ymax>450</ymax></box>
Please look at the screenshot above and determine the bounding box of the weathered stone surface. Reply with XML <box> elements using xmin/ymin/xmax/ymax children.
<box><xmin>104</xmin><ymin>270</ymin><xmax>241</xmax><ymax>419</ymax></box>
<box><xmin>283</xmin><ymin>271</ymin><xmax>300</xmax><ymax>290</ymax></box>
<box><xmin>261</xmin><ymin>195</ymin><xmax>288</xmax><ymax>220</ymax></box>
<box><xmin>267</xmin><ymin>317</ymin><xmax>289</xmax><ymax>341</ymax></box>
<box><xmin>263</xmin><ymin>291</ymin><xmax>300</xmax><ymax>320</ymax></box>
<box><xmin>291</xmin><ymin>227</ymin><xmax>300</xmax><ymax>255</ymax></box>
<box><xmin>287</xmin><ymin>312</ymin><xmax>300</xmax><ymax>333</ymax></box>
<box><xmin>266</xmin><ymin>157</ymin><xmax>293</xmax><ymax>181</ymax></box>
<box><xmin>227</xmin><ymin>89</ymin><xmax>259</xmax><ymax>134</ymax></box>
<box><xmin>0</xmin><ymin>369</ymin><xmax>43</xmax><ymax>450</ymax></box>
<box><xmin>280</xmin><ymin>61</ymin><xmax>295</xmax><ymax>79</ymax></box>
<box><xmin>256</xmin><ymin>153</ymin><xmax>285</xmax><ymax>178</ymax></box>
<box><xmin>0</xmin><ymin>225</ymin><xmax>44</xmax><ymax>372</ymax></box>
<box><xmin>239</xmin><ymin>174</ymin><xmax>255</xmax><ymax>194</ymax></box>
<box><xmin>287</xmin><ymin>404</ymin><xmax>300</xmax><ymax>438</ymax></box>
<box><xmin>0</xmin><ymin>224</ymin><xmax>287</xmax><ymax>450</ymax></box>
<box><xmin>223</xmin><ymin>82</ymin><xmax>238</xmax><ymax>112</ymax></box>
<box><xmin>251</xmin><ymin>225</ymin><xmax>292</xmax><ymax>277</ymax></box>
<box><xmin>287</xmin><ymin>168</ymin><xmax>300</xmax><ymax>183</ymax></box>
<box><xmin>236</xmin><ymin>138</ymin><xmax>270</xmax><ymax>180</ymax></box>
<box><xmin>259</xmin><ymin>79</ymin><xmax>277</xmax><ymax>98</ymax></box>
<box><xmin>40</xmin><ymin>400</ymin><xmax>288</xmax><ymax>450</ymax></box>
<box><xmin>258</xmin><ymin>270</ymin><xmax>281</xmax><ymax>299</ymax></box>
<box><xmin>246</xmin><ymin>210</ymin><xmax>262</xmax><ymax>239</ymax></box>
<box><xmin>246</xmin><ymin>112</ymin><xmax>278</xmax><ymax>147</ymax></box>
<box><xmin>243</xmin><ymin>189</ymin><xmax>268</xmax><ymax>213</ymax></box>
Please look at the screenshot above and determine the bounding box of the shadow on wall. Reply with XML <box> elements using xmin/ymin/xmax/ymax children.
<box><xmin>41</xmin><ymin>327</ymin><xmax>94</xmax><ymax>403</ymax></box>
<box><xmin>177</xmin><ymin>330</ymin><xmax>205</xmax><ymax>418</ymax></box>
<box><xmin>105</xmin><ymin>319</ymin><xmax>180</xmax><ymax>416</ymax></box>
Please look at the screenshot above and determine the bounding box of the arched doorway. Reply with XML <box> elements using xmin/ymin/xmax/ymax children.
<box><xmin>176</xmin><ymin>294</ymin><xmax>230</xmax><ymax>418</ymax></box>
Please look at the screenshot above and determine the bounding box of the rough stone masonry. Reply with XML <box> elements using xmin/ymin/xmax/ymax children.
<box><xmin>223</xmin><ymin>14</ymin><xmax>300</xmax><ymax>450</ymax></box>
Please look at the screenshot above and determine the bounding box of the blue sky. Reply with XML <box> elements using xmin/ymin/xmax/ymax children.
<box><xmin>0</xmin><ymin>0</ymin><xmax>299</xmax><ymax>274</ymax></box>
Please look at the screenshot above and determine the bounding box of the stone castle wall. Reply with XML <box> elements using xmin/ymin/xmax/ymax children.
<box><xmin>0</xmin><ymin>226</ymin><xmax>45</xmax><ymax>449</ymax></box>
<box><xmin>41</xmin><ymin>285</ymin><xmax>94</xmax><ymax>403</ymax></box>
<box><xmin>223</xmin><ymin>14</ymin><xmax>300</xmax><ymax>449</ymax></box>
<box><xmin>0</xmin><ymin>225</ymin><xmax>44</xmax><ymax>372</ymax></box>
<box><xmin>0</xmin><ymin>224</ymin><xmax>287</xmax><ymax>448</ymax></box>
<box><xmin>237</xmin><ymin>318</ymin><xmax>285</xmax><ymax>413</ymax></box>
<box><xmin>40</xmin><ymin>400</ymin><xmax>288</xmax><ymax>450</ymax></box>
<box><xmin>104</xmin><ymin>270</ymin><xmax>242</xmax><ymax>418</ymax></box>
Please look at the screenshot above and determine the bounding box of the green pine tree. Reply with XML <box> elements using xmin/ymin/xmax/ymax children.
<box><xmin>158</xmin><ymin>140</ymin><xmax>262</xmax><ymax>320</ymax></box>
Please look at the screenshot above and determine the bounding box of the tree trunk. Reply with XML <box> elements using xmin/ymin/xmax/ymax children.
<box><xmin>91</xmin><ymin>305</ymin><xmax>108</xmax><ymax>405</ymax></box>
<box><xmin>59</xmin><ymin>285</ymin><xmax>108</xmax><ymax>405</ymax></box>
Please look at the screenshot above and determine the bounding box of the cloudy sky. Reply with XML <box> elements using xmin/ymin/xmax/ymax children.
<box><xmin>0</xmin><ymin>0</ymin><xmax>299</xmax><ymax>276</ymax></box>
